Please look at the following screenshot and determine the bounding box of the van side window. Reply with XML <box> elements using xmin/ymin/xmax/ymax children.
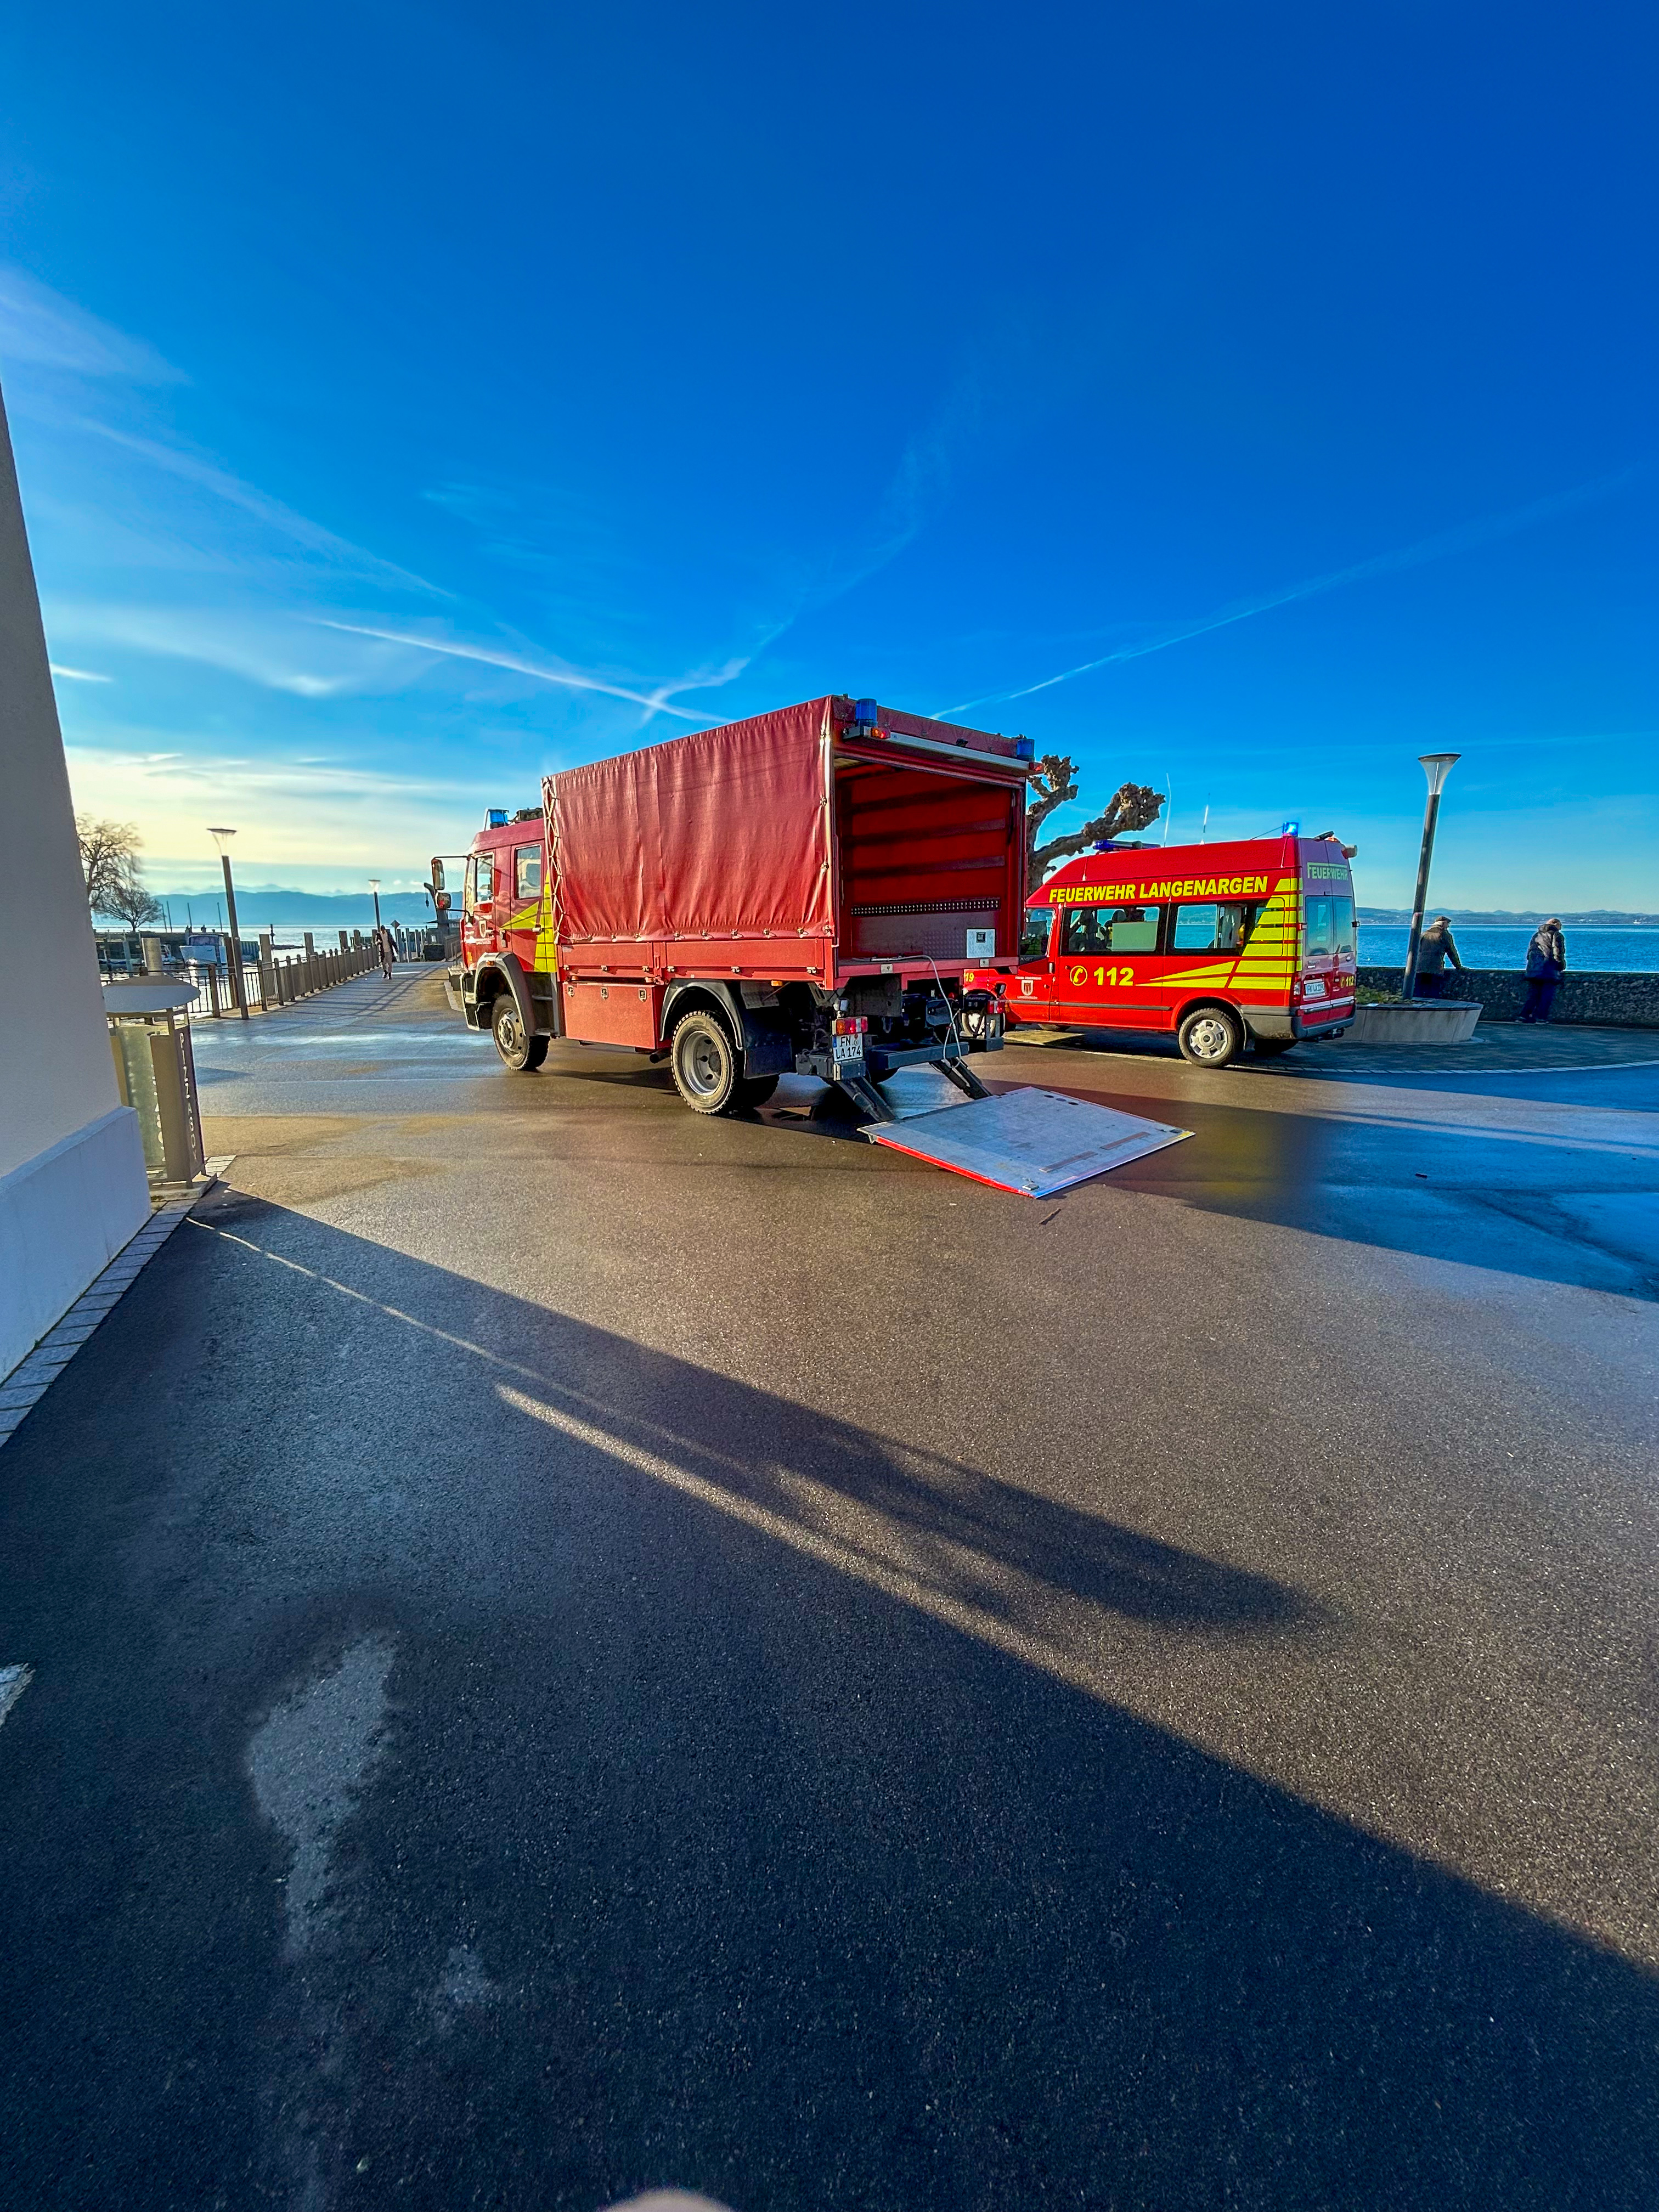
<box><xmin>1331</xmin><ymin>896</ymin><xmax>1355</xmax><ymax>958</ymax></box>
<box><xmin>1304</xmin><ymin>898</ymin><xmax>1332</xmax><ymax>956</ymax></box>
<box><xmin>1172</xmin><ymin>900</ymin><xmax>1263</xmax><ymax>953</ymax></box>
<box><xmin>514</xmin><ymin>844</ymin><xmax>542</xmax><ymax>898</ymax></box>
<box><xmin>1020</xmin><ymin>906</ymin><xmax>1053</xmax><ymax>959</ymax></box>
<box><xmin>1062</xmin><ymin>904</ymin><xmax>1161</xmax><ymax>956</ymax></box>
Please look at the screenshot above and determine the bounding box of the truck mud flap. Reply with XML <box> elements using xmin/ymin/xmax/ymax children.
<box><xmin>862</xmin><ymin>1085</ymin><xmax>1190</xmax><ymax>1196</ymax></box>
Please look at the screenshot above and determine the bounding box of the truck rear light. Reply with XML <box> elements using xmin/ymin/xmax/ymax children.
<box><xmin>833</xmin><ymin>1017</ymin><xmax>868</xmax><ymax>1035</ymax></box>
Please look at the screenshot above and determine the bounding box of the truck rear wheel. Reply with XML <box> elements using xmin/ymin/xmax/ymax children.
<box><xmin>492</xmin><ymin>994</ymin><xmax>548</xmax><ymax>1071</ymax></box>
<box><xmin>670</xmin><ymin>1010</ymin><xmax>742</xmax><ymax>1114</ymax></box>
<box><xmin>1177</xmin><ymin>1005</ymin><xmax>1243</xmax><ymax>1068</ymax></box>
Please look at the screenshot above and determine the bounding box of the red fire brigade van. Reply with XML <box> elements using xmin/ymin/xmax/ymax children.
<box><xmin>1001</xmin><ymin>833</ymin><xmax>1356</xmax><ymax>1065</ymax></box>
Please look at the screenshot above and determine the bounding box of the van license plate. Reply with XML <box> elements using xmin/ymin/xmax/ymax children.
<box><xmin>1304</xmin><ymin>978</ymin><xmax>1326</xmax><ymax>998</ymax></box>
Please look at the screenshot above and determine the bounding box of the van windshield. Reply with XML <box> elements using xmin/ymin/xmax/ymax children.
<box><xmin>1020</xmin><ymin>906</ymin><xmax>1053</xmax><ymax>959</ymax></box>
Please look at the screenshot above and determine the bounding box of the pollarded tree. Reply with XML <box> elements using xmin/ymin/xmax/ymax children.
<box><xmin>1024</xmin><ymin>755</ymin><xmax>1164</xmax><ymax>884</ymax></box>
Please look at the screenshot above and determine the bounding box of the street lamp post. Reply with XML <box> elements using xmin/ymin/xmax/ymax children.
<box><xmin>206</xmin><ymin>826</ymin><xmax>249</xmax><ymax>1020</ymax></box>
<box><xmin>369</xmin><ymin>878</ymin><xmax>382</xmax><ymax>933</ymax></box>
<box><xmin>1400</xmin><ymin>754</ymin><xmax>1460</xmax><ymax>1001</ymax></box>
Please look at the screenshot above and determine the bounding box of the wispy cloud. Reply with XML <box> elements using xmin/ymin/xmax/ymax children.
<box><xmin>0</xmin><ymin>266</ymin><xmax>183</xmax><ymax>383</ymax></box>
<box><xmin>49</xmin><ymin>662</ymin><xmax>111</xmax><ymax>682</ymax></box>
<box><xmin>63</xmin><ymin>737</ymin><xmax>483</xmax><ymax>881</ymax></box>
<box><xmin>46</xmin><ymin>600</ymin><xmax>415</xmax><ymax>697</ymax></box>
<box><xmin>69</xmin><ymin>416</ymin><xmax>441</xmax><ymax>592</ymax></box>
<box><xmin>319</xmin><ymin>619</ymin><xmax>740</xmax><ymax>723</ymax></box>
<box><xmin>938</xmin><ymin>464</ymin><xmax>1646</xmax><ymax>716</ymax></box>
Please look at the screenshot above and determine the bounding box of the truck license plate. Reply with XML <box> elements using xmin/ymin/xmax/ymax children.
<box><xmin>832</xmin><ymin>1034</ymin><xmax>866</xmax><ymax>1069</ymax></box>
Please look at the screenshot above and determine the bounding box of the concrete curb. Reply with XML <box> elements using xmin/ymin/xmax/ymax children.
<box><xmin>0</xmin><ymin>1156</ymin><xmax>235</xmax><ymax>1449</ymax></box>
<box><xmin>1344</xmin><ymin>1001</ymin><xmax>1483</xmax><ymax>1043</ymax></box>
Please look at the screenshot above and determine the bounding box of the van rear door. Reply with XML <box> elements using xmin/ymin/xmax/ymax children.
<box><xmin>1297</xmin><ymin>850</ymin><xmax>1356</xmax><ymax>1028</ymax></box>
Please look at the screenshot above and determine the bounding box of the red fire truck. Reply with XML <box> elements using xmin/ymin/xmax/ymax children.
<box><xmin>437</xmin><ymin>696</ymin><xmax>1031</xmax><ymax>1118</ymax></box>
<box><xmin>1000</xmin><ymin>833</ymin><xmax>1356</xmax><ymax>1065</ymax></box>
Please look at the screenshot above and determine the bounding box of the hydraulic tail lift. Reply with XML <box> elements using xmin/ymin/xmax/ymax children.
<box><xmin>837</xmin><ymin>1058</ymin><xmax>1192</xmax><ymax>1197</ymax></box>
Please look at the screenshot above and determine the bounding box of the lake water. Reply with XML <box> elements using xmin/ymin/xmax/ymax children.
<box><xmin>1358</xmin><ymin>927</ymin><xmax>1659</xmax><ymax>973</ymax></box>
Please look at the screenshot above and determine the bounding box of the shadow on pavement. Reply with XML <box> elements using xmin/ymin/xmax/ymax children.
<box><xmin>994</xmin><ymin>1073</ymin><xmax>1659</xmax><ymax>1301</ymax></box>
<box><xmin>1</xmin><ymin>1192</ymin><xmax>1655</xmax><ymax>2209</ymax></box>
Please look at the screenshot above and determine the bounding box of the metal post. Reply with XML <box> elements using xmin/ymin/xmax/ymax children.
<box><xmin>1400</xmin><ymin>753</ymin><xmax>1460</xmax><ymax>1000</ymax></box>
<box><xmin>220</xmin><ymin>851</ymin><xmax>249</xmax><ymax>1019</ymax></box>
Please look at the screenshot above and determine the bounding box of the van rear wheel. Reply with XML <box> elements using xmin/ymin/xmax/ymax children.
<box><xmin>670</xmin><ymin>1010</ymin><xmax>742</xmax><ymax>1115</ymax></box>
<box><xmin>1177</xmin><ymin>1005</ymin><xmax>1243</xmax><ymax>1068</ymax></box>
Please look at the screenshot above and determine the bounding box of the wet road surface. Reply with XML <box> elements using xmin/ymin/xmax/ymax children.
<box><xmin>2</xmin><ymin>967</ymin><xmax>1656</xmax><ymax>2210</ymax></box>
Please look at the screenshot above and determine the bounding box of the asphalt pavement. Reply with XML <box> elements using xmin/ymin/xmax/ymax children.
<box><xmin>3</xmin><ymin>967</ymin><xmax>1657</xmax><ymax>2211</ymax></box>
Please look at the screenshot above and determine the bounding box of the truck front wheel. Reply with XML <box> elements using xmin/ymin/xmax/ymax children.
<box><xmin>670</xmin><ymin>1010</ymin><xmax>742</xmax><ymax>1114</ymax></box>
<box><xmin>492</xmin><ymin>994</ymin><xmax>548</xmax><ymax>1071</ymax></box>
<box><xmin>1177</xmin><ymin>1005</ymin><xmax>1243</xmax><ymax>1068</ymax></box>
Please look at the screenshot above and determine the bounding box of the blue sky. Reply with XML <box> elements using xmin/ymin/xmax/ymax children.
<box><xmin>2</xmin><ymin>1</ymin><xmax>1654</xmax><ymax>909</ymax></box>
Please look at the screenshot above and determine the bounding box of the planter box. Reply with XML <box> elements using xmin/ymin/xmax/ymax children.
<box><xmin>1342</xmin><ymin>1000</ymin><xmax>1482</xmax><ymax>1044</ymax></box>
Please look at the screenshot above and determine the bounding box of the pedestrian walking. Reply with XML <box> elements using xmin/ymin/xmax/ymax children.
<box><xmin>378</xmin><ymin>924</ymin><xmax>394</xmax><ymax>981</ymax></box>
<box><xmin>1414</xmin><ymin>915</ymin><xmax>1464</xmax><ymax>998</ymax></box>
<box><xmin>1521</xmin><ymin>918</ymin><xmax>1566</xmax><ymax>1023</ymax></box>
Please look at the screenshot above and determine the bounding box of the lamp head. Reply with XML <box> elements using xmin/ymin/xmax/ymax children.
<box><xmin>1418</xmin><ymin>752</ymin><xmax>1460</xmax><ymax>797</ymax></box>
<box><xmin>368</xmin><ymin>878</ymin><xmax>381</xmax><ymax>892</ymax></box>
<box><xmin>206</xmin><ymin>825</ymin><xmax>237</xmax><ymax>854</ymax></box>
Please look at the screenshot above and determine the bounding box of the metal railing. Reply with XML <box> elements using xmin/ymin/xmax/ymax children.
<box><xmin>179</xmin><ymin>938</ymin><xmax>386</xmax><ymax>1019</ymax></box>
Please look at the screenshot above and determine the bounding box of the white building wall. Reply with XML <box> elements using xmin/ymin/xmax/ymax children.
<box><xmin>0</xmin><ymin>382</ymin><xmax>150</xmax><ymax>1378</ymax></box>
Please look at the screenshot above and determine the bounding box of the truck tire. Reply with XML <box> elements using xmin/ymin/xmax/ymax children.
<box><xmin>736</xmin><ymin>1074</ymin><xmax>779</xmax><ymax>1111</ymax></box>
<box><xmin>492</xmin><ymin>994</ymin><xmax>548</xmax><ymax>1071</ymax></box>
<box><xmin>1177</xmin><ymin>1004</ymin><xmax>1243</xmax><ymax>1068</ymax></box>
<box><xmin>670</xmin><ymin>1009</ymin><xmax>742</xmax><ymax>1114</ymax></box>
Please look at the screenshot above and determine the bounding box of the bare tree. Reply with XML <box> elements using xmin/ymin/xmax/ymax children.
<box><xmin>76</xmin><ymin>815</ymin><xmax>162</xmax><ymax>928</ymax></box>
<box><xmin>1025</xmin><ymin>755</ymin><xmax>1164</xmax><ymax>882</ymax></box>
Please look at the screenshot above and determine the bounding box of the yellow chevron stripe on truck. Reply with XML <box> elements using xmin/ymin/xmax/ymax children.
<box><xmin>504</xmin><ymin>884</ymin><xmax>561</xmax><ymax>973</ymax></box>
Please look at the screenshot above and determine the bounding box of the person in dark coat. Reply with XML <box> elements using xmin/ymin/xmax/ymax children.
<box><xmin>1414</xmin><ymin>916</ymin><xmax>1463</xmax><ymax>998</ymax></box>
<box><xmin>1521</xmin><ymin>918</ymin><xmax>1566</xmax><ymax>1023</ymax></box>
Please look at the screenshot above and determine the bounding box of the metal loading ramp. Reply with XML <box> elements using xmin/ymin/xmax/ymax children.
<box><xmin>862</xmin><ymin>1085</ymin><xmax>1192</xmax><ymax>1197</ymax></box>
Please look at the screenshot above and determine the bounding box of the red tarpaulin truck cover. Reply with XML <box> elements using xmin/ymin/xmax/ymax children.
<box><xmin>544</xmin><ymin>698</ymin><xmax>834</xmax><ymax>952</ymax></box>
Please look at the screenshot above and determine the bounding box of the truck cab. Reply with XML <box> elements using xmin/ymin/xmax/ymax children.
<box><xmin>1008</xmin><ymin>834</ymin><xmax>1356</xmax><ymax>1065</ymax></box>
<box><xmin>439</xmin><ymin>809</ymin><xmax>559</xmax><ymax>1068</ymax></box>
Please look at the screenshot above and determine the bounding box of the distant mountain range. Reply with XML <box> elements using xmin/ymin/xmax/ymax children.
<box><xmin>148</xmin><ymin>885</ymin><xmax>436</xmax><ymax>928</ymax></box>
<box><xmin>1357</xmin><ymin>908</ymin><xmax>1659</xmax><ymax>928</ymax></box>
